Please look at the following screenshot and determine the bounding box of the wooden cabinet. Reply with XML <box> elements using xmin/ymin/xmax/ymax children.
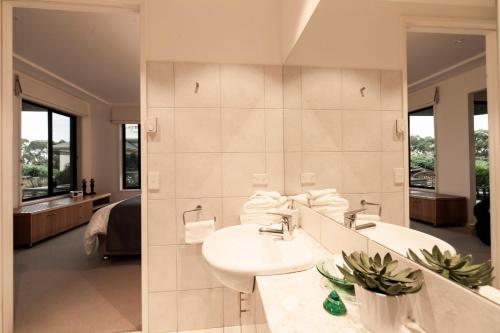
<box><xmin>409</xmin><ymin>190</ymin><xmax>467</xmax><ymax>226</ymax></box>
<box><xmin>14</xmin><ymin>193</ymin><xmax>110</xmax><ymax>246</ymax></box>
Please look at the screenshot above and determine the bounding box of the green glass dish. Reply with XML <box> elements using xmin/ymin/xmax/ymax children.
<box><xmin>316</xmin><ymin>259</ymin><xmax>355</xmax><ymax>294</ymax></box>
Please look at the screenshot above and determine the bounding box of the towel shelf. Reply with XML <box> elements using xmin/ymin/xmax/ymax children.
<box><xmin>182</xmin><ymin>205</ymin><xmax>216</xmax><ymax>225</ymax></box>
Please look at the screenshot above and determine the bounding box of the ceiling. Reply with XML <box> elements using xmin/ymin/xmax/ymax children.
<box><xmin>407</xmin><ymin>32</ymin><xmax>485</xmax><ymax>84</ymax></box>
<box><xmin>13</xmin><ymin>8</ymin><xmax>139</xmax><ymax>105</ymax></box>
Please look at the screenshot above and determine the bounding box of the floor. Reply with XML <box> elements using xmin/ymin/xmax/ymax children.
<box><xmin>410</xmin><ymin>219</ymin><xmax>491</xmax><ymax>263</ymax></box>
<box><xmin>14</xmin><ymin>225</ymin><xmax>141</xmax><ymax>333</ymax></box>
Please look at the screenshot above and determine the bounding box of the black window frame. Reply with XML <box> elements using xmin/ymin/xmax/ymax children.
<box><xmin>121</xmin><ymin>123</ymin><xmax>141</xmax><ymax>190</ymax></box>
<box><xmin>408</xmin><ymin>105</ymin><xmax>436</xmax><ymax>190</ymax></box>
<box><xmin>21</xmin><ymin>99</ymin><xmax>77</xmax><ymax>202</ymax></box>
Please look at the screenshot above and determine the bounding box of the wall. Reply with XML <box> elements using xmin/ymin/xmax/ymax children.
<box><xmin>283</xmin><ymin>66</ymin><xmax>405</xmax><ymax>225</ymax></box>
<box><xmin>147</xmin><ymin>0</ymin><xmax>282</xmax><ymax>65</ymax></box>
<box><xmin>409</xmin><ymin>64</ymin><xmax>487</xmax><ymax>224</ymax></box>
<box><xmin>145</xmin><ymin>61</ymin><xmax>283</xmax><ymax>332</ymax></box>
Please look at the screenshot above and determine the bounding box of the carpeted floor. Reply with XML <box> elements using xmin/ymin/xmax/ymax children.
<box><xmin>14</xmin><ymin>225</ymin><xmax>141</xmax><ymax>333</ymax></box>
<box><xmin>410</xmin><ymin>220</ymin><xmax>491</xmax><ymax>263</ymax></box>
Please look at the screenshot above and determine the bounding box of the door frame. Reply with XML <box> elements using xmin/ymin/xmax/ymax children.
<box><xmin>401</xmin><ymin>17</ymin><xmax>499</xmax><ymax>288</ymax></box>
<box><xmin>0</xmin><ymin>1</ymin><xmax>149</xmax><ymax>332</ymax></box>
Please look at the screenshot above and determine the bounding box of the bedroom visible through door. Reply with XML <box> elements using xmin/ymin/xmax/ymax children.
<box><xmin>12</xmin><ymin>7</ymin><xmax>142</xmax><ymax>333</ymax></box>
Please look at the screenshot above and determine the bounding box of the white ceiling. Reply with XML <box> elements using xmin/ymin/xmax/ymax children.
<box><xmin>13</xmin><ymin>8</ymin><xmax>139</xmax><ymax>105</ymax></box>
<box><xmin>407</xmin><ymin>32</ymin><xmax>485</xmax><ymax>84</ymax></box>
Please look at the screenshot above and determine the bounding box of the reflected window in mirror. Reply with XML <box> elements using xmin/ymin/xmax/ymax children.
<box><xmin>408</xmin><ymin>106</ymin><xmax>435</xmax><ymax>190</ymax></box>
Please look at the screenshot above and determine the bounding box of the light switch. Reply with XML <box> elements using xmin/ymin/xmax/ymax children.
<box><xmin>396</xmin><ymin>118</ymin><xmax>405</xmax><ymax>135</ymax></box>
<box><xmin>146</xmin><ymin>117</ymin><xmax>158</xmax><ymax>134</ymax></box>
<box><xmin>393</xmin><ymin>168</ymin><xmax>404</xmax><ymax>184</ymax></box>
<box><xmin>252</xmin><ymin>173</ymin><xmax>268</xmax><ymax>186</ymax></box>
<box><xmin>148</xmin><ymin>171</ymin><xmax>160</xmax><ymax>191</ymax></box>
<box><xmin>301</xmin><ymin>172</ymin><xmax>316</xmax><ymax>185</ymax></box>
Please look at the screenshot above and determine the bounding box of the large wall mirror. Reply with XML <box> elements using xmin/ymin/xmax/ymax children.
<box><xmin>281</xmin><ymin>29</ymin><xmax>500</xmax><ymax>306</ymax></box>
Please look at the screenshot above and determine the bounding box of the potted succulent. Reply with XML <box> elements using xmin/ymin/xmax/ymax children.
<box><xmin>408</xmin><ymin>245</ymin><xmax>494</xmax><ymax>289</ymax></box>
<box><xmin>338</xmin><ymin>251</ymin><xmax>423</xmax><ymax>333</ymax></box>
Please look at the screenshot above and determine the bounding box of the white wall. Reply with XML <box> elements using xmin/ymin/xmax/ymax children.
<box><xmin>409</xmin><ymin>64</ymin><xmax>487</xmax><ymax>224</ymax></box>
<box><xmin>147</xmin><ymin>0</ymin><xmax>282</xmax><ymax>64</ymax></box>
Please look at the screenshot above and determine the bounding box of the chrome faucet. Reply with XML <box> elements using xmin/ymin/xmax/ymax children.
<box><xmin>343</xmin><ymin>208</ymin><xmax>367</xmax><ymax>229</ymax></box>
<box><xmin>259</xmin><ymin>212</ymin><xmax>295</xmax><ymax>241</ymax></box>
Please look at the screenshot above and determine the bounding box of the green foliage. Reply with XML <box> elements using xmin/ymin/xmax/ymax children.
<box><xmin>21</xmin><ymin>138</ymin><xmax>48</xmax><ymax>165</ymax></box>
<box><xmin>408</xmin><ymin>246</ymin><xmax>494</xmax><ymax>289</ymax></box>
<box><xmin>411</xmin><ymin>154</ymin><xmax>435</xmax><ymax>171</ymax></box>
<box><xmin>474</xmin><ymin>129</ymin><xmax>489</xmax><ymax>160</ymax></box>
<box><xmin>476</xmin><ymin>159</ymin><xmax>489</xmax><ymax>188</ymax></box>
<box><xmin>337</xmin><ymin>251</ymin><xmax>423</xmax><ymax>296</ymax></box>
<box><xmin>409</xmin><ymin>135</ymin><xmax>435</xmax><ymax>171</ymax></box>
<box><xmin>22</xmin><ymin>164</ymin><xmax>48</xmax><ymax>178</ymax></box>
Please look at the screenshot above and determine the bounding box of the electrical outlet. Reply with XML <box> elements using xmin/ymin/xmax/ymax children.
<box><xmin>393</xmin><ymin>168</ymin><xmax>404</xmax><ymax>184</ymax></box>
<box><xmin>301</xmin><ymin>172</ymin><xmax>316</xmax><ymax>185</ymax></box>
<box><xmin>148</xmin><ymin>171</ymin><xmax>160</xmax><ymax>191</ymax></box>
<box><xmin>252</xmin><ymin>173</ymin><xmax>268</xmax><ymax>186</ymax></box>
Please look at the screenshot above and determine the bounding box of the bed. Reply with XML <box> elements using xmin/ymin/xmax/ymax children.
<box><xmin>84</xmin><ymin>195</ymin><xmax>141</xmax><ymax>257</ymax></box>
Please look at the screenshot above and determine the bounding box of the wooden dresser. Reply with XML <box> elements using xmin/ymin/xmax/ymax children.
<box><xmin>14</xmin><ymin>193</ymin><xmax>111</xmax><ymax>247</ymax></box>
<box><xmin>409</xmin><ymin>190</ymin><xmax>467</xmax><ymax>226</ymax></box>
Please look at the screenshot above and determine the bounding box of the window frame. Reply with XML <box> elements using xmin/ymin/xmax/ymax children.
<box><xmin>121</xmin><ymin>123</ymin><xmax>141</xmax><ymax>190</ymax></box>
<box><xmin>408</xmin><ymin>105</ymin><xmax>436</xmax><ymax>190</ymax></box>
<box><xmin>21</xmin><ymin>99</ymin><xmax>77</xmax><ymax>202</ymax></box>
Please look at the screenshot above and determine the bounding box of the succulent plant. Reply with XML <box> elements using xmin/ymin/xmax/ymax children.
<box><xmin>337</xmin><ymin>251</ymin><xmax>423</xmax><ymax>296</ymax></box>
<box><xmin>408</xmin><ymin>245</ymin><xmax>494</xmax><ymax>289</ymax></box>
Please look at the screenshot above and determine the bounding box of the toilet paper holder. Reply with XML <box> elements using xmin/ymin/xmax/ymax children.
<box><xmin>182</xmin><ymin>205</ymin><xmax>216</xmax><ymax>225</ymax></box>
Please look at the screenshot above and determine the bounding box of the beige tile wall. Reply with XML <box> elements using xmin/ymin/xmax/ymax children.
<box><xmin>146</xmin><ymin>62</ymin><xmax>284</xmax><ymax>332</ymax></box>
<box><xmin>283</xmin><ymin>66</ymin><xmax>405</xmax><ymax>225</ymax></box>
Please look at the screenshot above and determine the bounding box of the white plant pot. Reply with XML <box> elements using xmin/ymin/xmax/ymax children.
<box><xmin>355</xmin><ymin>284</ymin><xmax>408</xmax><ymax>333</ymax></box>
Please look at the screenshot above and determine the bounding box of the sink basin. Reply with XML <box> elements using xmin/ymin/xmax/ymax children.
<box><xmin>202</xmin><ymin>224</ymin><xmax>315</xmax><ymax>293</ymax></box>
<box><xmin>358</xmin><ymin>221</ymin><xmax>456</xmax><ymax>258</ymax></box>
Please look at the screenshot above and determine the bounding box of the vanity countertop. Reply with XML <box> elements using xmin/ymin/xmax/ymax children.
<box><xmin>255</xmin><ymin>229</ymin><xmax>425</xmax><ymax>333</ymax></box>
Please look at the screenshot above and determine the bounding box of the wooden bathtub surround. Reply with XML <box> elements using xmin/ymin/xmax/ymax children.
<box><xmin>409</xmin><ymin>189</ymin><xmax>467</xmax><ymax>226</ymax></box>
<box><xmin>13</xmin><ymin>193</ymin><xmax>111</xmax><ymax>246</ymax></box>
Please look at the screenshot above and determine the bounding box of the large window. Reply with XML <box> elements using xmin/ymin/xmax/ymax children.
<box><xmin>21</xmin><ymin>100</ymin><xmax>76</xmax><ymax>201</ymax></box>
<box><xmin>122</xmin><ymin>124</ymin><xmax>141</xmax><ymax>189</ymax></box>
<box><xmin>409</xmin><ymin>106</ymin><xmax>436</xmax><ymax>189</ymax></box>
<box><xmin>474</xmin><ymin>100</ymin><xmax>489</xmax><ymax>199</ymax></box>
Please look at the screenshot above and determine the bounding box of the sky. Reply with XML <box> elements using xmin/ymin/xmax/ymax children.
<box><xmin>21</xmin><ymin>111</ymin><xmax>70</xmax><ymax>142</ymax></box>
<box><xmin>410</xmin><ymin>114</ymin><xmax>488</xmax><ymax>138</ymax></box>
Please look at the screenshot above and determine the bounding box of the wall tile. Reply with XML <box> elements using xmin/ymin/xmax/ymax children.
<box><xmin>340</xmin><ymin>193</ymin><xmax>382</xmax><ymax>214</ymax></box>
<box><xmin>342</xmin><ymin>110</ymin><xmax>381</xmax><ymax>151</ymax></box>
<box><xmin>149</xmin><ymin>291</ymin><xmax>177</xmax><ymax>333</ymax></box>
<box><xmin>382</xmin><ymin>152</ymin><xmax>404</xmax><ymax>192</ymax></box>
<box><xmin>302</xmin><ymin>152</ymin><xmax>343</xmax><ymax>192</ymax></box>
<box><xmin>148</xmin><ymin>62</ymin><xmax>174</xmax><ymax>108</ymax></box>
<box><xmin>177</xmin><ymin>244</ymin><xmax>222</xmax><ymax>290</ymax></box>
<box><xmin>301</xmin><ymin>67</ymin><xmax>341</xmax><ymax>109</ymax></box>
<box><xmin>381</xmin><ymin>70</ymin><xmax>402</xmax><ymax>110</ymax></box>
<box><xmin>176</xmin><ymin>197</ymin><xmax>223</xmax><ymax>244</ymax></box>
<box><xmin>302</xmin><ymin>109</ymin><xmax>342</xmax><ymax>152</ymax></box>
<box><xmin>283</xmin><ymin>66</ymin><xmax>302</xmax><ymax>109</ymax></box>
<box><xmin>175</xmin><ymin>108</ymin><xmax>221</xmax><ymax>152</ymax></box>
<box><xmin>148</xmin><ymin>108</ymin><xmax>175</xmax><ymax>154</ymax></box>
<box><xmin>177</xmin><ymin>288</ymin><xmax>224</xmax><ymax>331</ymax></box>
<box><xmin>148</xmin><ymin>154</ymin><xmax>176</xmax><ymax>199</ymax></box>
<box><xmin>298</xmin><ymin>204</ymin><xmax>321</xmax><ymax>241</ymax></box>
<box><xmin>267</xmin><ymin>153</ymin><xmax>284</xmax><ymax>193</ymax></box>
<box><xmin>284</xmin><ymin>109</ymin><xmax>302</xmax><ymax>152</ymax></box>
<box><xmin>149</xmin><ymin>245</ymin><xmax>177</xmax><ymax>292</ymax></box>
<box><xmin>265</xmin><ymin>66</ymin><xmax>283</xmax><ymax>109</ymax></box>
<box><xmin>381</xmin><ymin>192</ymin><xmax>404</xmax><ymax>226</ymax></box>
<box><xmin>222</xmin><ymin>109</ymin><xmax>265</xmax><ymax>152</ymax></box>
<box><xmin>176</xmin><ymin>153</ymin><xmax>222</xmax><ymax>198</ymax></box>
<box><xmin>266</xmin><ymin>109</ymin><xmax>284</xmax><ymax>153</ymax></box>
<box><xmin>284</xmin><ymin>152</ymin><xmax>302</xmax><ymax>195</ymax></box>
<box><xmin>222</xmin><ymin>153</ymin><xmax>266</xmax><ymax>196</ymax></box>
<box><xmin>341</xmin><ymin>69</ymin><xmax>380</xmax><ymax>110</ymax></box>
<box><xmin>148</xmin><ymin>199</ymin><xmax>176</xmax><ymax>245</ymax></box>
<box><xmin>221</xmin><ymin>64</ymin><xmax>265</xmax><ymax>108</ymax></box>
<box><xmin>382</xmin><ymin>110</ymin><xmax>404</xmax><ymax>152</ymax></box>
<box><xmin>174</xmin><ymin>62</ymin><xmax>220</xmax><ymax>107</ymax></box>
<box><xmin>342</xmin><ymin>152</ymin><xmax>382</xmax><ymax>193</ymax></box>
<box><xmin>320</xmin><ymin>217</ymin><xmax>369</xmax><ymax>254</ymax></box>
<box><xmin>223</xmin><ymin>288</ymin><xmax>241</xmax><ymax>327</ymax></box>
<box><xmin>222</xmin><ymin>196</ymin><xmax>247</xmax><ymax>228</ymax></box>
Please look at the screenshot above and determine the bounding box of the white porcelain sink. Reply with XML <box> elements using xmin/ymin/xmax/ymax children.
<box><xmin>358</xmin><ymin>221</ymin><xmax>456</xmax><ymax>258</ymax></box>
<box><xmin>202</xmin><ymin>224</ymin><xmax>315</xmax><ymax>293</ymax></box>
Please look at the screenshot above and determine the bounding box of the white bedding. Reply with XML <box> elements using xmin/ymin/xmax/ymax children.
<box><xmin>83</xmin><ymin>201</ymin><xmax>122</xmax><ymax>255</ymax></box>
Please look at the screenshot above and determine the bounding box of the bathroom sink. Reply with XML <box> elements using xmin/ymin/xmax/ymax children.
<box><xmin>202</xmin><ymin>224</ymin><xmax>315</xmax><ymax>293</ymax></box>
<box><xmin>357</xmin><ymin>221</ymin><xmax>456</xmax><ymax>258</ymax></box>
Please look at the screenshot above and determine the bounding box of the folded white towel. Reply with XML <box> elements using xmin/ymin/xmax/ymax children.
<box><xmin>288</xmin><ymin>194</ymin><xmax>309</xmax><ymax>206</ymax></box>
<box><xmin>252</xmin><ymin>190</ymin><xmax>282</xmax><ymax>200</ymax></box>
<box><xmin>240</xmin><ymin>214</ymin><xmax>280</xmax><ymax>225</ymax></box>
<box><xmin>185</xmin><ymin>219</ymin><xmax>215</xmax><ymax>244</ymax></box>
<box><xmin>309</xmin><ymin>195</ymin><xmax>347</xmax><ymax>207</ymax></box>
<box><xmin>308</xmin><ymin>189</ymin><xmax>337</xmax><ymax>200</ymax></box>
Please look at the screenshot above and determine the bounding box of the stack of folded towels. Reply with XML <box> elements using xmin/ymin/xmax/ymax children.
<box><xmin>241</xmin><ymin>191</ymin><xmax>288</xmax><ymax>225</ymax></box>
<box><xmin>289</xmin><ymin>189</ymin><xmax>349</xmax><ymax>222</ymax></box>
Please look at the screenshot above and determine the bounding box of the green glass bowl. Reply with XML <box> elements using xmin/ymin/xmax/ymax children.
<box><xmin>316</xmin><ymin>259</ymin><xmax>355</xmax><ymax>294</ymax></box>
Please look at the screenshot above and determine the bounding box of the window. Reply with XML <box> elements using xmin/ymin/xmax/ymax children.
<box><xmin>408</xmin><ymin>106</ymin><xmax>435</xmax><ymax>189</ymax></box>
<box><xmin>122</xmin><ymin>124</ymin><xmax>141</xmax><ymax>189</ymax></box>
<box><xmin>474</xmin><ymin>100</ymin><xmax>489</xmax><ymax>199</ymax></box>
<box><xmin>21</xmin><ymin>100</ymin><xmax>76</xmax><ymax>201</ymax></box>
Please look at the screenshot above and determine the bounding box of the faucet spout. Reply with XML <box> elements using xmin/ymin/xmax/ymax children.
<box><xmin>258</xmin><ymin>212</ymin><xmax>295</xmax><ymax>240</ymax></box>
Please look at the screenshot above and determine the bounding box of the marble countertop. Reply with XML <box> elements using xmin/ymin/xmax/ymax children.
<box><xmin>255</xmin><ymin>229</ymin><xmax>425</xmax><ymax>333</ymax></box>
